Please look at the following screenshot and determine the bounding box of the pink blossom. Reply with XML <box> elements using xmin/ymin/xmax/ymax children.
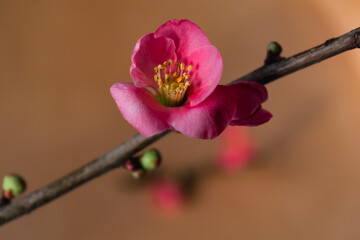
<box><xmin>111</xmin><ymin>19</ymin><xmax>272</xmax><ymax>139</ymax></box>
<box><xmin>216</xmin><ymin>126</ymin><xmax>257</xmax><ymax>172</ymax></box>
<box><xmin>149</xmin><ymin>179</ymin><xmax>185</xmax><ymax>214</ymax></box>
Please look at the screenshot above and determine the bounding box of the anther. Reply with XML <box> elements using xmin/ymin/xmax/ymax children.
<box><xmin>153</xmin><ymin>60</ymin><xmax>192</xmax><ymax>107</ymax></box>
<box><xmin>180</xmin><ymin>63</ymin><xmax>185</xmax><ymax>70</ymax></box>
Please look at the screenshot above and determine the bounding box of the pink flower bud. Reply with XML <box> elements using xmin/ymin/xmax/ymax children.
<box><xmin>216</xmin><ymin>127</ymin><xmax>257</xmax><ymax>172</ymax></box>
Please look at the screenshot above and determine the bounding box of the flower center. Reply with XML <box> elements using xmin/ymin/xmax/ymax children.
<box><xmin>154</xmin><ymin>60</ymin><xmax>192</xmax><ymax>107</ymax></box>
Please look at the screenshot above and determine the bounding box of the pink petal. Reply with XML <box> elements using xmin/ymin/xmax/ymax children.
<box><xmin>154</xmin><ymin>19</ymin><xmax>211</xmax><ymax>59</ymax></box>
<box><xmin>169</xmin><ymin>82</ymin><xmax>271</xmax><ymax>139</ymax></box>
<box><xmin>130</xmin><ymin>33</ymin><xmax>176</xmax><ymax>88</ymax></box>
<box><xmin>110</xmin><ymin>82</ymin><xmax>171</xmax><ymax>137</ymax></box>
<box><xmin>228</xmin><ymin>81</ymin><xmax>271</xmax><ymax>126</ymax></box>
<box><xmin>185</xmin><ymin>45</ymin><xmax>223</xmax><ymax>106</ymax></box>
<box><xmin>169</xmin><ymin>85</ymin><xmax>236</xmax><ymax>139</ymax></box>
<box><xmin>230</xmin><ymin>108</ymin><xmax>272</xmax><ymax>126</ymax></box>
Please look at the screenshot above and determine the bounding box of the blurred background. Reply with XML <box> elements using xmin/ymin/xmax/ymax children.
<box><xmin>1</xmin><ymin>0</ymin><xmax>360</xmax><ymax>239</ymax></box>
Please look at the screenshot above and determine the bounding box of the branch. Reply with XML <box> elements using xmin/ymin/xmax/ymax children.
<box><xmin>1</xmin><ymin>27</ymin><xmax>359</xmax><ymax>227</ymax></box>
<box><xmin>235</xmin><ymin>28</ymin><xmax>360</xmax><ymax>84</ymax></box>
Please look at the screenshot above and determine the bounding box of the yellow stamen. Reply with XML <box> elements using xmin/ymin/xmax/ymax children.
<box><xmin>153</xmin><ymin>60</ymin><xmax>192</xmax><ymax>107</ymax></box>
<box><xmin>180</xmin><ymin>63</ymin><xmax>185</xmax><ymax>70</ymax></box>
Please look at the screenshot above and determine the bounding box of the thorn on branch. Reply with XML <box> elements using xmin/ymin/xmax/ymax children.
<box><xmin>265</xmin><ymin>41</ymin><xmax>285</xmax><ymax>65</ymax></box>
<box><xmin>325</xmin><ymin>38</ymin><xmax>336</xmax><ymax>46</ymax></box>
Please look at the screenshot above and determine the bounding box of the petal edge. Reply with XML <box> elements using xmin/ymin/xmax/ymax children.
<box><xmin>155</xmin><ymin>19</ymin><xmax>211</xmax><ymax>59</ymax></box>
<box><xmin>110</xmin><ymin>82</ymin><xmax>171</xmax><ymax>137</ymax></box>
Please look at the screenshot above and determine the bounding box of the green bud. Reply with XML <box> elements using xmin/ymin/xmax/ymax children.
<box><xmin>267</xmin><ymin>41</ymin><xmax>282</xmax><ymax>55</ymax></box>
<box><xmin>139</xmin><ymin>149</ymin><xmax>161</xmax><ymax>170</ymax></box>
<box><xmin>2</xmin><ymin>174</ymin><xmax>26</xmax><ymax>197</ymax></box>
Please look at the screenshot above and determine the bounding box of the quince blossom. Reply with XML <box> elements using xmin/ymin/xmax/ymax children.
<box><xmin>111</xmin><ymin>19</ymin><xmax>272</xmax><ymax>139</ymax></box>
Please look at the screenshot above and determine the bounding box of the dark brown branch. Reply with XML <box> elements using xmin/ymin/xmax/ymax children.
<box><xmin>234</xmin><ymin>27</ymin><xmax>360</xmax><ymax>84</ymax></box>
<box><xmin>0</xmin><ymin>27</ymin><xmax>359</xmax><ymax>227</ymax></box>
<box><xmin>0</xmin><ymin>130</ymin><xmax>171</xmax><ymax>225</ymax></box>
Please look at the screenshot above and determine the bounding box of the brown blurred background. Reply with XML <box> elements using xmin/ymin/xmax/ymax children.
<box><xmin>1</xmin><ymin>0</ymin><xmax>360</xmax><ymax>239</ymax></box>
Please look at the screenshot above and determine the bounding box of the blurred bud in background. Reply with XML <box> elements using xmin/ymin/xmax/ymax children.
<box><xmin>145</xmin><ymin>127</ymin><xmax>258</xmax><ymax>215</ymax></box>
<box><xmin>149</xmin><ymin>178</ymin><xmax>185</xmax><ymax>215</ymax></box>
<box><xmin>215</xmin><ymin>126</ymin><xmax>257</xmax><ymax>172</ymax></box>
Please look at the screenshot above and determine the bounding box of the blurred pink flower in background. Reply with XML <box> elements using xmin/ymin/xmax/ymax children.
<box><xmin>149</xmin><ymin>179</ymin><xmax>185</xmax><ymax>214</ymax></box>
<box><xmin>216</xmin><ymin>126</ymin><xmax>257</xmax><ymax>172</ymax></box>
<box><xmin>146</xmin><ymin>127</ymin><xmax>257</xmax><ymax>214</ymax></box>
